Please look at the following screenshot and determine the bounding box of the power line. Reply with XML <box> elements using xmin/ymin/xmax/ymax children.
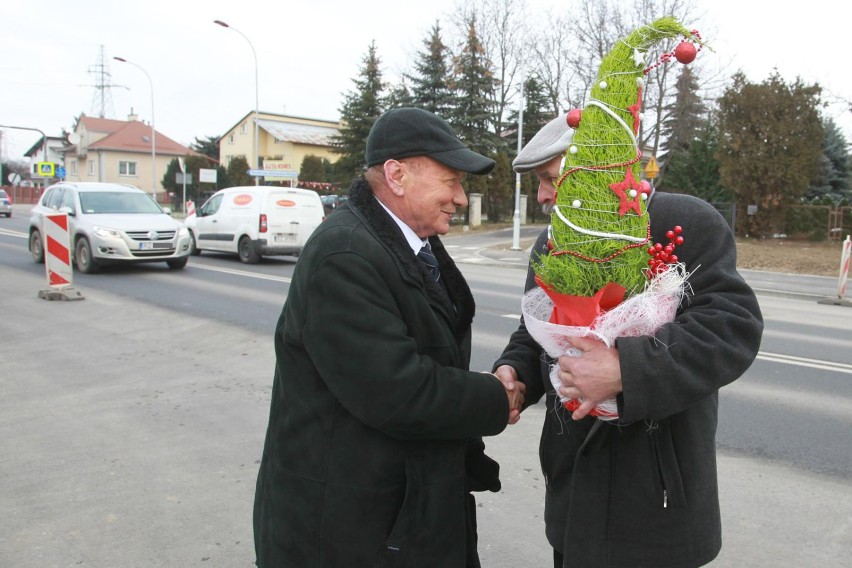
<box><xmin>85</xmin><ymin>45</ymin><xmax>123</xmax><ymax>118</ymax></box>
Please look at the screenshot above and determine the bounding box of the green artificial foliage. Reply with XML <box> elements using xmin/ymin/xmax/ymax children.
<box><xmin>536</xmin><ymin>16</ymin><xmax>698</xmax><ymax>297</ymax></box>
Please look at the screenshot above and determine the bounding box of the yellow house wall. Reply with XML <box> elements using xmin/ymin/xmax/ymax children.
<box><xmin>221</xmin><ymin>117</ymin><xmax>256</xmax><ymax>169</ymax></box>
<box><xmin>219</xmin><ymin>113</ymin><xmax>339</xmax><ymax>180</ymax></box>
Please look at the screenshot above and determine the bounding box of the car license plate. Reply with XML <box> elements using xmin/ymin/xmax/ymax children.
<box><xmin>139</xmin><ymin>242</ymin><xmax>155</xmax><ymax>249</ymax></box>
<box><xmin>274</xmin><ymin>233</ymin><xmax>296</xmax><ymax>242</ymax></box>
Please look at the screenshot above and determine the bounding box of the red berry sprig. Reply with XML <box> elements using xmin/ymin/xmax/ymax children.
<box><xmin>647</xmin><ymin>225</ymin><xmax>684</xmax><ymax>275</ymax></box>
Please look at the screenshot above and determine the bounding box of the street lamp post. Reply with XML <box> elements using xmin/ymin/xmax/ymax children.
<box><xmin>511</xmin><ymin>77</ymin><xmax>525</xmax><ymax>251</ymax></box>
<box><xmin>214</xmin><ymin>19</ymin><xmax>260</xmax><ymax>186</ymax></box>
<box><xmin>113</xmin><ymin>57</ymin><xmax>157</xmax><ymax>201</ymax></box>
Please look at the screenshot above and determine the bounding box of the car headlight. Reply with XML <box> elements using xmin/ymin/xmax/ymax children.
<box><xmin>93</xmin><ymin>226</ymin><xmax>122</xmax><ymax>238</ymax></box>
<box><xmin>178</xmin><ymin>227</ymin><xmax>189</xmax><ymax>237</ymax></box>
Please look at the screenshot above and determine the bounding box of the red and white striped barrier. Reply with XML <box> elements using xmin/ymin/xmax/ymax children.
<box><xmin>38</xmin><ymin>213</ymin><xmax>84</xmax><ymax>301</ymax></box>
<box><xmin>837</xmin><ymin>235</ymin><xmax>851</xmax><ymax>300</ymax></box>
<box><xmin>186</xmin><ymin>200</ymin><xmax>195</xmax><ymax>217</ymax></box>
<box><xmin>45</xmin><ymin>213</ymin><xmax>73</xmax><ymax>287</ymax></box>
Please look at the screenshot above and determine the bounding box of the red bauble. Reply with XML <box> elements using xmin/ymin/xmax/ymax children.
<box><xmin>674</xmin><ymin>42</ymin><xmax>697</xmax><ymax>64</ymax></box>
<box><xmin>567</xmin><ymin>108</ymin><xmax>582</xmax><ymax>129</ymax></box>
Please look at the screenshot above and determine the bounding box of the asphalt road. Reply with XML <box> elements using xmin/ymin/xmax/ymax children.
<box><xmin>1</xmin><ymin>206</ymin><xmax>850</xmax><ymax>567</ymax></box>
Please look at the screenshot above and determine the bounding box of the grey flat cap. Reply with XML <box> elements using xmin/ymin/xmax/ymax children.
<box><xmin>513</xmin><ymin>113</ymin><xmax>574</xmax><ymax>173</ymax></box>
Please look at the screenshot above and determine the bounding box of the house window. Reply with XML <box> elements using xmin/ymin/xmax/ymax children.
<box><xmin>87</xmin><ymin>160</ymin><xmax>95</xmax><ymax>176</ymax></box>
<box><xmin>240</xmin><ymin>122</ymin><xmax>248</xmax><ymax>134</ymax></box>
<box><xmin>119</xmin><ymin>161</ymin><xmax>137</xmax><ymax>176</ymax></box>
<box><xmin>228</xmin><ymin>134</ymin><xmax>235</xmax><ymax>144</ymax></box>
<box><xmin>70</xmin><ymin>161</ymin><xmax>78</xmax><ymax>176</ymax></box>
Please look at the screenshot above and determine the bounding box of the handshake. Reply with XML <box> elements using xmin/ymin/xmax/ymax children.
<box><xmin>488</xmin><ymin>365</ymin><xmax>526</xmax><ymax>425</ymax></box>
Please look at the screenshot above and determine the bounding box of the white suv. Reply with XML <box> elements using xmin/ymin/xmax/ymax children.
<box><xmin>28</xmin><ymin>182</ymin><xmax>192</xmax><ymax>273</ymax></box>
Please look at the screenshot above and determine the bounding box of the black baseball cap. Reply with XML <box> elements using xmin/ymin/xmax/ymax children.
<box><xmin>365</xmin><ymin>107</ymin><xmax>495</xmax><ymax>175</ymax></box>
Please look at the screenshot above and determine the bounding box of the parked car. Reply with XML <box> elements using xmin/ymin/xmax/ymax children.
<box><xmin>0</xmin><ymin>189</ymin><xmax>11</xmax><ymax>217</ymax></box>
<box><xmin>184</xmin><ymin>186</ymin><xmax>324</xmax><ymax>263</ymax></box>
<box><xmin>28</xmin><ymin>182</ymin><xmax>192</xmax><ymax>273</ymax></box>
<box><xmin>320</xmin><ymin>193</ymin><xmax>348</xmax><ymax>216</ymax></box>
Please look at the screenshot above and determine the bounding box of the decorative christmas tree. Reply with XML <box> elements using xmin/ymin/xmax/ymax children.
<box><xmin>522</xmin><ymin>16</ymin><xmax>703</xmax><ymax>419</ymax></box>
<box><xmin>533</xmin><ymin>16</ymin><xmax>702</xmax><ymax>326</ymax></box>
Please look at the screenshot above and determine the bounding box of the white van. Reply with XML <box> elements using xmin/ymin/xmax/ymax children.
<box><xmin>184</xmin><ymin>186</ymin><xmax>324</xmax><ymax>263</ymax></box>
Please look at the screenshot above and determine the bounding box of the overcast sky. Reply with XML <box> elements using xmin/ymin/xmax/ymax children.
<box><xmin>2</xmin><ymin>0</ymin><xmax>850</xmax><ymax>163</ymax></box>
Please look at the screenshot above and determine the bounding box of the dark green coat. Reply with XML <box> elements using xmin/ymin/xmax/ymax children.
<box><xmin>254</xmin><ymin>178</ymin><xmax>509</xmax><ymax>568</ymax></box>
<box><xmin>495</xmin><ymin>193</ymin><xmax>764</xmax><ymax>567</ymax></box>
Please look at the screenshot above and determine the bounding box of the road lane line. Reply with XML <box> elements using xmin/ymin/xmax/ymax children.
<box><xmin>756</xmin><ymin>352</ymin><xmax>852</xmax><ymax>374</ymax></box>
<box><xmin>0</xmin><ymin>228</ymin><xmax>26</xmax><ymax>238</ymax></box>
<box><xmin>189</xmin><ymin>263</ymin><xmax>291</xmax><ymax>283</ymax></box>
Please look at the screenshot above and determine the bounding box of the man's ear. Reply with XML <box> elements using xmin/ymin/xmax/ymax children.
<box><xmin>383</xmin><ymin>160</ymin><xmax>406</xmax><ymax>197</ymax></box>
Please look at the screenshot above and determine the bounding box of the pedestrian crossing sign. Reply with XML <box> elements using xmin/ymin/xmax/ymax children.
<box><xmin>37</xmin><ymin>162</ymin><xmax>55</xmax><ymax>177</ymax></box>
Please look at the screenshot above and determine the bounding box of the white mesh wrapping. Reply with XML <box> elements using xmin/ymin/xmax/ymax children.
<box><xmin>521</xmin><ymin>264</ymin><xmax>691</xmax><ymax>420</ymax></box>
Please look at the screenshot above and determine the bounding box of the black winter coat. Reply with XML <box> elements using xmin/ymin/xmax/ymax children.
<box><xmin>254</xmin><ymin>178</ymin><xmax>509</xmax><ymax>568</ymax></box>
<box><xmin>494</xmin><ymin>193</ymin><xmax>763</xmax><ymax>567</ymax></box>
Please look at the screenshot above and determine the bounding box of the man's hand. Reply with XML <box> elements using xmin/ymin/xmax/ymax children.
<box><xmin>491</xmin><ymin>365</ymin><xmax>526</xmax><ymax>425</ymax></box>
<box><xmin>557</xmin><ymin>336</ymin><xmax>622</xmax><ymax>420</ymax></box>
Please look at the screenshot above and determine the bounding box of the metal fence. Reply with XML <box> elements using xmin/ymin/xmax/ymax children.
<box><xmin>711</xmin><ymin>202</ymin><xmax>850</xmax><ymax>241</ymax></box>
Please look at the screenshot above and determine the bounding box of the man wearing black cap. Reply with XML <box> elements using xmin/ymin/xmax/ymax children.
<box><xmin>253</xmin><ymin>107</ymin><xmax>524</xmax><ymax>568</ymax></box>
<box><xmin>492</xmin><ymin>114</ymin><xmax>763</xmax><ymax>567</ymax></box>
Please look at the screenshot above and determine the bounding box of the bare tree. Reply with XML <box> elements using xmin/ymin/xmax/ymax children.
<box><xmin>477</xmin><ymin>0</ymin><xmax>531</xmax><ymax>129</ymax></box>
<box><xmin>529</xmin><ymin>8</ymin><xmax>581</xmax><ymax>114</ymax></box>
<box><xmin>529</xmin><ymin>0</ymin><xmax>703</xmax><ymax>158</ymax></box>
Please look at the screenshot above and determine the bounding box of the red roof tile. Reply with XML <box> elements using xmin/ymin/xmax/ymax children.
<box><xmin>79</xmin><ymin>116</ymin><xmax>196</xmax><ymax>157</ymax></box>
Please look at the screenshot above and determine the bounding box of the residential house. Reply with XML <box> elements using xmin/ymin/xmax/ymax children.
<box><xmin>220</xmin><ymin>111</ymin><xmax>339</xmax><ymax>187</ymax></box>
<box><xmin>24</xmin><ymin>136</ymin><xmax>68</xmax><ymax>189</ymax></box>
<box><xmin>64</xmin><ymin>113</ymin><xmax>197</xmax><ymax>202</ymax></box>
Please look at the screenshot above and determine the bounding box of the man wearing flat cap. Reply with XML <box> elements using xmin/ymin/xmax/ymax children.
<box><xmin>493</xmin><ymin>114</ymin><xmax>762</xmax><ymax>567</ymax></box>
<box><xmin>253</xmin><ymin>107</ymin><xmax>525</xmax><ymax>568</ymax></box>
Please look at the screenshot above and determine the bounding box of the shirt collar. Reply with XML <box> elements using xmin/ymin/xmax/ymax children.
<box><xmin>375</xmin><ymin>196</ymin><xmax>427</xmax><ymax>255</ymax></box>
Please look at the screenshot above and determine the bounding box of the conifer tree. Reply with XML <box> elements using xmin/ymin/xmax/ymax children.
<box><xmin>661</xmin><ymin>116</ymin><xmax>727</xmax><ymax>203</ymax></box>
<box><xmin>190</xmin><ymin>135</ymin><xmax>220</xmax><ymax>161</ymax></box>
<box><xmin>448</xmin><ymin>15</ymin><xmax>498</xmax><ymax>156</ymax></box>
<box><xmin>806</xmin><ymin>117</ymin><xmax>850</xmax><ymax>203</ymax></box>
<box><xmin>407</xmin><ymin>22</ymin><xmax>454</xmax><ymax>116</ymax></box>
<box><xmin>505</xmin><ymin>75</ymin><xmax>555</xmax><ymax>223</ymax></box>
<box><xmin>659</xmin><ymin>67</ymin><xmax>706</xmax><ymax>157</ymax></box>
<box><xmin>333</xmin><ymin>41</ymin><xmax>385</xmax><ymax>182</ymax></box>
<box><xmin>656</xmin><ymin>65</ymin><xmax>708</xmax><ymax>192</ymax></box>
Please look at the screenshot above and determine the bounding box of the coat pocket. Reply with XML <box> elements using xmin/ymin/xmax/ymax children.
<box><xmin>649</xmin><ymin>422</ymin><xmax>688</xmax><ymax>509</ymax></box>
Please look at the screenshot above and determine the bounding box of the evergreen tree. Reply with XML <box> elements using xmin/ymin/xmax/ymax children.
<box><xmin>658</xmin><ymin>66</ymin><xmax>706</xmax><ymax>180</ymax></box>
<box><xmin>806</xmin><ymin>117</ymin><xmax>850</xmax><ymax>203</ymax></box>
<box><xmin>717</xmin><ymin>72</ymin><xmax>824</xmax><ymax>237</ymax></box>
<box><xmin>448</xmin><ymin>14</ymin><xmax>499</xmax><ymax>215</ymax></box>
<box><xmin>226</xmin><ymin>155</ymin><xmax>253</xmax><ymax>187</ymax></box>
<box><xmin>384</xmin><ymin>78</ymin><xmax>413</xmax><ymax>110</ymax></box>
<box><xmin>191</xmin><ymin>135</ymin><xmax>220</xmax><ymax>161</ymax></box>
<box><xmin>656</xmin><ymin>65</ymin><xmax>717</xmax><ymax>198</ymax></box>
<box><xmin>332</xmin><ymin>41</ymin><xmax>385</xmax><ymax>182</ymax></box>
<box><xmin>505</xmin><ymin>75</ymin><xmax>554</xmax><ymax>151</ymax></box>
<box><xmin>407</xmin><ymin>22</ymin><xmax>454</xmax><ymax>116</ymax></box>
<box><xmin>448</xmin><ymin>15</ymin><xmax>498</xmax><ymax>156</ymax></box>
<box><xmin>661</xmin><ymin>116</ymin><xmax>728</xmax><ymax>203</ymax></box>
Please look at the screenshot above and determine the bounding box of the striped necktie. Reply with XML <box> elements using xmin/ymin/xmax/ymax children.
<box><xmin>417</xmin><ymin>242</ymin><xmax>441</xmax><ymax>282</ymax></box>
